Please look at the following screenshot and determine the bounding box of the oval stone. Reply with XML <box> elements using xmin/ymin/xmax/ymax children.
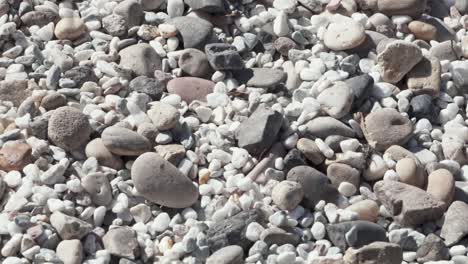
<box><xmin>131</xmin><ymin>152</ymin><xmax>199</xmax><ymax>208</ymax></box>
<box><xmin>101</xmin><ymin>126</ymin><xmax>151</xmax><ymax>156</ymax></box>
<box><xmin>48</xmin><ymin>106</ymin><xmax>92</xmax><ymax>151</ymax></box>
<box><xmin>324</xmin><ymin>20</ymin><xmax>366</xmax><ymax>51</ymax></box>
<box><xmin>54</xmin><ymin>17</ymin><xmax>87</xmax><ymax>40</ymax></box>
<box><xmin>167</xmin><ymin>77</ymin><xmax>215</xmax><ymax>103</ymax></box>
<box><xmin>85</xmin><ymin>138</ymin><xmax>123</xmax><ymax>169</ymax></box>
<box><xmin>427</xmin><ymin>169</ymin><xmax>455</xmax><ymax>205</ymax></box>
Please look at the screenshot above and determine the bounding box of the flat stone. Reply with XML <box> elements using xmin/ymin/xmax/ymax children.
<box><xmin>345</xmin><ymin>221</ymin><xmax>388</xmax><ymax>249</ymax></box>
<box><xmin>207</xmin><ymin>209</ymin><xmax>266</xmax><ymax>251</ymax></box>
<box><xmin>129</xmin><ymin>76</ymin><xmax>164</xmax><ymax>100</ymax></box>
<box><xmin>233</xmin><ymin>68</ymin><xmax>287</xmax><ymax>89</ymax></box>
<box><xmin>407</xmin><ymin>56</ymin><xmax>441</xmax><ymax>97</ymax></box>
<box><xmin>377</xmin><ymin>40</ymin><xmax>423</xmax><ymax>83</ymax></box>
<box><xmin>185</xmin><ymin>0</ymin><xmax>226</xmax><ymax>14</ymax></box>
<box><xmin>271</xmin><ymin>180</ymin><xmax>304</xmax><ymax>210</ymax></box>
<box><xmin>373</xmin><ymin>180</ymin><xmax>445</xmax><ymax>227</ymax></box>
<box><xmin>362</xmin><ymin>108</ymin><xmax>413</xmax><ymax>151</ymax></box>
<box><xmin>408</xmin><ymin>20</ymin><xmax>437</xmax><ymax>41</ymax></box>
<box><xmin>179</xmin><ymin>48</ymin><xmax>212</xmax><ymax>77</ymax></box>
<box><xmin>324</xmin><ymin>20</ymin><xmax>366</xmax><ymax>51</ymax></box>
<box><xmin>0</xmin><ymin>80</ymin><xmax>31</xmax><ymax>107</ymax></box>
<box><xmin>147</xmin><ymin>102</ymin><xmax>180</xmax><ymax>131</ymax></box>
<box><xmin>304</xmin><ymin>117</ymin><xmax>355</xmax><ymax>138</ymax></box>
<box><xmin>0</xmin><ymin>141</ymin><xmax>32</xmax><ymax>172</ymax></box>
<box><xmin>416</xmin><ymin>234</ymin><xmax>450</xmax><ymax>262</ymax></box>
<box><xmin>101</xmin><ymin>126</ymin><xmax>151</xmax><ymax>156</ymax></box>
<box><xmin>206</xmin><ymin>245</ymin><xmax>243</xmax><ymax>264</ymax></box>
<box><xmin>131</xmin><ymin>152</ymin><xmax>198</xmax><ymax>208</ymax></box>
<box><xmin>287</xmin><ymin>165</ymin><xmax>339</xmax><ymax>208</ymax></box>
<box><xmin>344</xmin><ymin>242</ymin><xmax>403</xmax><ymax>264</ymax></box>
<box><xmin>426</xmin><ymin>169</ymin><xmax>455</xmax><ymax>205</ymax></box>
<box><xmin>81</xmin><ymin>172</ymin><xmax>113</xmax><ymax>206</ymax></box>
<box><xmin>327</xmin><ymin>163</ymin><xmax>360</xmax><ymax>188</ymax></box>
<box><xmin>346</xmin><ymin>200</ymin><xmax>380</xmax><ymax>222</ymax></box>
<box><xmin>296</xmin><ymin>138</ymin><xmax>325</xmax><ymax>165</ymax></box>
<box><xmin>103</xmin><ymin>227</ymin><xmax>139</xmax><ymax>259</ymax></box>
<box><xmin>85</xmin><ymin>138</ymin><xmax>123</xmax><ymax>169</ymax></box>
<box><xmin>205</xmin><ymin>43</ymin><xmax>244</xmax><ymax>71</ymax></box>
<box><xmin>327</xmin><ymin>221</ymin><xmax>387</xmax><ymax>251</ymax></box>
<box><xmin>260</xmin><ymin>226</ymin><xmax>300</xmax><ymax>246</ymax></box>
<box><xmin>56</xmin><ymin>240</ymin><xmax>83</xmax><ymax>264</ymax></box>
<box><xmin>317</xmin><ymin>82</ymin><xmax>354</xmax><ymax>119</ymax></box>
<box><xmin>48</xmin><ymin>107</ymin><xmax>92</xmax><ymax>151</ymax></box>
<box><xmin>166</xmin><ymin>16</ymin><xmax>213</xmax><ymax>49</ymax></box>
<box><xmin>236</xmin><ymin>106</ymin><xmax>283</xmax><ymax>156</ymax></box>
<box><xmin>54</xmin><ymin>17</ymin><xmax>86</xmax><ymax>40</ymax></box>
<box><xmin>41</xmin><ymin>93</ymin><xmax>67</xmax><ymax>111</ymax></box>
<box><xmin>377</xmin><ymin>0</ymin><xmax>427</xmax><ymax>17</ymax></box>
<box><xmin>50</xmin><ymin>211</ymin><xmax>92</xmax><ymax>240</ymax></box>
<box><xmin>113</xmin><ymin>0</ymin><xmax>143</xmax><ymax>28</ymax></box>
<box><xmin>119</xmin><ymin>43</ymin><xmax>161</xmax><ymax>77</ymax></box>
<box><xmin>440</xmin><ymin>201</ymin><xmax>468</xmax><ymax>246</ymax></box>
<box><xmin>167</xmin><ymin>77</ymin><xmax>215</xmax><ymax>103</ymax></box>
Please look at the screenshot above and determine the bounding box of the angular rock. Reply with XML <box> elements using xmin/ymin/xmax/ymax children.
<box><xmin>416</xmin><ymin>234</ymin><xmax>450</xmax><ymax>262</ymax></box>
<box><xmin>260</xmin><ymin>226</ymin><xmax>301</xmax><ymax>246</ymax></box>
<box><xmin>113</xmin><ymin>0</ymin><xmax>143</xmax><ymax>28</ymax></box>
<box><xmin>327</xmin><ymin>163</ymin><xmax>360</xmax><ymax>188</ymax></box>
<box><xmin>362</xmin><ymin>108</ymin><xmax>413</xmax><ymax>151</ymax></box>
<box><xmin>287</xmin><ymin>165</ymin><xmax>339</xmax><ymax>208</ymax></box>
<box><xmin>430</xmin><ymin>40</ymin><xmax>462</xmax><ymax>61</ymax></box>
<box><xmin>81</xmin><ymin>172</ymin><xmax>113</xmax><ymax>206</ymax></box>
<box><xmin>155</xmin><ymin>144</ymin><xmax>186</xmax><ymax>165</ymax></box>
<box><xmin>205</xmin><ymin>43</ymin><xmax>244</xmax><ymax>71</ymax></box>
<box><xmin>0</xmin><ymin>80</ymin><xmax>32</xmax><ymax>107</ymax></box>
<box><xmin>179</xmin><ymin>48</ymin><xmax>212</xmax><ymax>77</ymax></box>
<box><xmin>101</xmin><ymin>126</ymin><xmax>151</xmax><ymax>156</ymax></box>
<box><xmin>345</xmin><ymin>74</ymin><xmax>374</xmax><ymax>106</ymax></box>
<box><xmin>50</xmin><ymin>212</ymin><xmax>92</xmax><ymax>240</ymax></box>
<box><xmin>129</xmin><ymin>76</ymin><xmax>164</xmax><ymax>100</ymax></box>
<box><xmin>377</xmin><ymin>40</ymin><xmax>423</xmax><ymax>83</ymax></box>
<box><xmin>119</xmin><ymin>43</ymin><xmax>161</xmax><ymax>77</ymax></box>
<box><xmin>103</xmin><ymin>227</ymin><xmax>139</xmax><ymax>259</ymax></box>
<box><xmin>56</xmin><ymin>240</ymin><xmax>83</xmax><ymax>264</ymax></box>
<box><xmin>344</xmin><ymin>242</ymin><xmax>403</xmax><ymax>264</ymax></box>
<box><xmin>236</xmin><ymin>106</ymin><xmax>283</xmax><ymax>156</ymax></box>
<box><xmin>64</xmin><ymin>66</ymin><xmax>98</xmax><ymax>87</ymax></box>
<box><xmin>0</xmin><ymin>141</ymin><xmax>32</xmax><ymax>172</ymax></box>
<box><xmin>271</xmin><ymin>180</ymin><xmax>304</xmax><ymax>211</ymax></box>
<box><xmin>48</xmin><ymin>107</ymin><xmax>92</xmax><ymax>151</ymax></box>
<box><xmin>373</xmin><ymin>180</ymin><xmax>445</xmax><ymax>227</ymax></box>
<box><xmin>233</xmin><ymin>68</ymin><xmax>287</xmax><ymax>89</ymax></box>
<box><xmin>131</xmin><ymin>152</ymin><xmax>198</xmax><ymax>208</ymax></box>
<box><xmin>440</xmin><ymin>201</ymin><xmax>468</xmax><ymax>246</ymax></box>
<box><xmin>147</xmin><ymin>102</ymin><xmax>180</xmax><ymax>131</ymax></box>
<box><xmin>345</xmin><ymin>221</ymin><xmax>388</xmax><ymax>249</ymax></box>
<box><xmin>407</xmin><ymin>56</ymin><xmax>441</xmax><ymax>97</ymax></box>
<box><xmin>327</xmin><ymin>221</ymin><xmax>387</xmax><ymax>251</ymax></box>
<box><xmin>166</xmin><ymin>16</ymin><xmax>213</xmax><ymax>49</ymax></box>
<box><xmin>206</xmin><ymin>245</ymin><xmax>243</xmax><ymax>264</ymax></box>
<box><xmin>167</xmin><ymin>77</ymin><xmax>215</xmax><ymax>103</ymax></box>
<box><xmin>303</xmin><ymin>117</ymin><xmax>355</xmax><ymax>138</ymax></box>
<box><xmin>317</xmin><ymin>82</ymin><xmax>354</xmax><ymax>119</ymax></box>
<box><xmin>296</xmin><ymin>138</ymin><xmax>325</xmax><ymax>165</ymax></box>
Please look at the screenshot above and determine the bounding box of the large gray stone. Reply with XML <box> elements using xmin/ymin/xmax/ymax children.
<box><xmin>119</xmin><ymin>43</ymin><xmax>161</xmax><ymax>77</ymax></box>
<box><xmin>167</xmin><ymin>16</ymin><xmax>213</xmax><ymax>49</ymax></box>
<box><xmin>101</xmin><ymin>126</ymin><xmax>151</xmax><ymax>156</ymax></box>
<box><xmin>440</xmin><ymin>201</ymin><xmax>468</xmax><ymax>246</ymax></box>
<box><xmin>48</xmin><ymin>107</ymin><xmax>92</xmax><ymax>151</ymax></box>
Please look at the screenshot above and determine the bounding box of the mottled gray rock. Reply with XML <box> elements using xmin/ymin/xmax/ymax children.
<box><xmin>236</xmin><ymin>106</ymin><xmax>283</xmax><ymax>156</ymax></box>
<box><xmin>167</xmin><ymin>77</ymin><xmax>215</xmax><ymax>103</ymax></box>
<box><xmin>0</xmin><ymin>80</ymin><xmax>31</xmax><ymax>107</ymax></box>
<box><xmin>41</xmin><ymin>93</ymin><xmax>67</xmax><ymax>111</ymax></box>
<box><xmin>179</xmin><ymin>48</ymin><xmax>212</xmax><ymax>77</ymax></box>
<box><xmin>206</xmin><ymin>245</ymin><xmax>243</xmax><ymax>264</ymax></box>
<box><xmin>327</xmin><ymin>163</ymin><xmax>360</xmax><ymax>188</ymax></box>
<box><xmin>56</xmin><ymin>240</ymin><xmax>83</xmax><ymax>264</ymax></box>
<box><xmin>50</xmin><ymin>212</ymin><xmax>92</xmax><ymax>240</ymax></box>
<box><xmin>377</xmin><ymin>40</ymin><xmax>423</xmax><ymax>83</ymax></box>
<box><xmin>327</xmin><ymin>221</ymin><xmax>387</xmax><ymax>251</ymax></box>
<box><xmin>407</xmin><ymin>55</ymin><xmax>441</xmax><ymax>97</ymax></box>
<box><xmin>317</xmin><ymin>82</ymin><xmax>354</xmax><ymax>119</ymax></box>
<box><xmin>271</xmin><ymin>180</ymin><xmax>304</xmax><ymax>211</ymax></box>
<box><xmin>101</xmin><ymin>126</ymin><xmax>151</xmax><ymax>156</ymax></box>
<box><xmin>119</xmin><ymin>43</ymin><xmax>161</xmax><ymax>77</ymax></box>
<box><xmin>48</xmin><ymin>107</ymin><xmax>92</xmax><ymax>151</ymax></box>
<box><xmin>167</xmin><ymin>16</ymin><xmax>213</xmax><ymax>49</ymax></box>
<box><xmin>416</xmin><ymin>234</ymin><xmax>450</xmax><ymax>262</ymax></box>
<box><xmin>81</xmin><ymin>172</ymin><xmax>113</xmax><ymax>206</ymax></box>
<box><xmin>344</xmin><ymin>242</ymin><xmax>403</xmax><ymax>264</ymax></box>
<box><xmin>113</xmin><ymin>0</ymin><xmax>143</xmax><ymax>28</ymax></box>
<box><xmin>260</xmin><ymin>226</ymin><xmax>301</xmax><ymax>246</ymax></box>
<box><xmin>103</xmin><ymin>227</ymin><xmax>139</xmax><ymax>259</ymax></box>
<box><xmin>205</xmin><ymin>43</ymin><xmax>244</xmax><ymax>71</ymax></box>
<box><xmin>440</xmin><ymin>201</ymin><xmax>468</xmax><ymax>246</ymax></box>
<box><xmin>131</xmin><ymin>152</ymin><xmax>198</xmax><ymax>208</ymax></box>
<box><xmin>147</xmin><ymin>102</ymin><xmax>180</xmax><ymax>130</ymax></box>
<box><xmin>64</xmin><ymin>66</ymin><xmax>98</xmax><ymax>87</ymax></box>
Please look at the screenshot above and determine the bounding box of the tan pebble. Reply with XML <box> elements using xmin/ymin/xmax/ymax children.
<box><xmin>396</xmin><ymin>157</ymin><xmax>424</xmax><ymax>188</ymax></box>
<box><xmin>55</xmin><ymin>17</ymin><xmax>87</xmax><ymax>40</ymax></box>
<box><xmin>346</xmin><ymin>199</ymin><xmax>380</xmax><ymax>222</ymax></box>
<box><xmin>427</xmin><ymin>169</ymin><xmax>455</xmax><ymax>206</ymax></box>
<box><xmin>408</xmin><ymin>21</ymin><xmax>437</xmax><ymax>41</ymax></box>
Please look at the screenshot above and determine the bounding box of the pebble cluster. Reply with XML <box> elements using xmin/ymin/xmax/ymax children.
<box><xmin>1</xmin><ymin>0</ymin><xmax>468</xmax><ymax>263</ymax></box>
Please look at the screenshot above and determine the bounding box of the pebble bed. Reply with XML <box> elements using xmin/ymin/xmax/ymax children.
<box><xmin>1</xmin><ymin>0</ymin><xmax>468</xmax><ymax>263</ymax></box>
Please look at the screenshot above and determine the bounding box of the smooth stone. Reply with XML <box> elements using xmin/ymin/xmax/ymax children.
<box><xmin>167</xmin><ymin>77</ymin><xmax>215</xmax><ymax>103</ymax></box>
<box><xmin>317</xmin><ymin>81</ymin><xmax>354</xmax><ymax>119</ymax></box>
<box><xmin>185</xmin><ymin>0</ymin><xmax>226</xmax><ymax>14</ymax></box>
<box><xmin>327</xmin><ymin>163</ymin><xmax>360</xmax><ymax>188</ymax></box>
<box><xmin>50</xmin><ymin>211</ymin><xmax>92</xmax><ymax>240</ymax></box>
<box><xmin>419</xmin><ymin>14</ymin><xmax>456</xmax><ymax>42</ymax></box>
<box><xmin>119</xmin><ymin>43</ymin><xmax>161</xmax><ymax>77</ymax></box>
<box><xmin>416</xmin><ymin>234</ymin><xmax>450</xmax><ymax>262</ymax></box>
<box><xmin>41</xmin><ymin>93</ymin><xmax>67</xmax><ymax>111</ymax></box>
<box><xmin>377</xmin><ymin>0</ymin><xmax>427</xmax><ymax>17</ymax></box>
<box><xmin>362</xmin><ymin>108</ymin><xmax>413</xmax><ymax>151</ymax></box>
<box><xmin>296</xmin><ymin>138</ymin><xmax>325</xmax><ymax>165</ymax></box>
<box><xmin>179</xmin><ymin>48</ymin><xmax>212</xmax><ymax>77</ymax></box>
<box><xmin>0</xmin><ymin>80</ymin><xmax>31</xmax><ymax>107</ymax></box>
<box><xmin>440</xmin><ymin>201</ymin><xmax>468</xmax><ymax>246</ymax></box>
<box><xmin>207</xmin><ymin>209</ymin><xmax>266</xmax><ymax>251</ymax></box>
<box><xmin>271</xmin><ymin>180</ymin><xmax>304</xmax><ymax>211</ymax></box>
<box><xmin>345</xmin><ymin>221</ymin><xmax>388</xmax><ymax>248</ymax></box>
<box><xmin>54</xmin><ymin>17</ymin><xmax>87</xmax><ymax>40</ymax></box>
<box><xmin>166</xmin><ymin>16</ymin><xmax>213</xmax><ymax>49</ymax></box>
<box><xmin>344</xmin><ymin>242</ymin><xmax>403</xmax><ymax>264</ymax></box>
<box><xmin>374</xmin><ymin>180</ymin><xmax>445</xmax><ymax>227</ymax></box>
<box><xmin>131</xmin><ymin>152</ymin><xmax>198</xmax><ymax>208</ymax></box>
<box><xmin>85</xmin><ymin>138</ymin><xmax>123</xmax><ymax>169</ymax></box>
<box><xmin>0</xmin><ymin>141</ymin><xmax>32</xmax><ymax>172</ymax></box>
<box><xmin>304</xmin><ymin>117</ymin><xmax>355</xmax><ymax>138</ymax></box>
<box><xmin>102</xmin><ymin>227</ymin><xmax>139</xmax><ymax>259</ymax></box>
<box><xmin>206</xmin><ymin>245</ymin><xmax>243</xmax><ymax>264</ymax></box>
<box><xmin>396</xmin><ymin>158</ymin><xmax>424</xmax><ymax>188</ymax></box>
<box><xmin>260</xmin><ymin>226</ymin><xmax>300</xmax><ymax>246</ymax></box>
<box><xmin>426</xmin><ymin>169</ymin><xmax>455</xmax><ymax>205</ymax></box>
<box><xmin>81</xmin><ymin>172</ymin><xmax>113</xmax><ymax>206</ymax></box>
<box><xmin>377</xmin><ymin>40</ymin><xmax>423</xmax><ymax>83</ymax></box>
<box><xmin>287</xmin><ymin>165</ymin><xmax>339</xmax><ymax>208</ymax></box>
<box><xmin>346</xmin><ymin>200</ymin><xmax>380</xmax><ymax>222</ymax></box>
<box><xmin>129</xmin><ymin>76</ymin><xmax>164</xmax><ymax>100</ymax></box>
<box><xmin>101</xmin><ymin>126</ymin><xmax>151</xmax><ymax>156</ymax></box>
<box><xmin>147</xmin><ymin>102</ymin><xmax>180</xmax><ymax>131</ymax></box>
<box><xmin>456</xmin><ymin>0</ymin><xmax>468</xmax><ymax>14</ymax></box>
<box><xmin>407</xmin><ymin>55</ymin><xmax>441</xmax><ymax>97</ymax></box>
<box><xmin>408</xmin><ymin>21</ymin><xmax>437</xmax><ymax>41</ymax></box>
<box><xmin>324</xmin><ymin>20</ymin><xmax>366</xmax><ymax>51</ymax></box>
<box><xmin>21</xmin><ymin>10</ymin><xmax>59</xmax><ymax>27</ymax></box>
<box><xmin>56</xmin><ymin>240</ymin><xmax>83</xmax><ymax>264</ymax></box>
<box><xmin>113</xmin><ymin>0</ymin><xmax>143</xmax><ymax>28</ymax></box>
<box><xmin>205</xmin><ymin>43</ymin><xmax>244</xmax><ymax>71</ymax></box>
<box><xmin>430</xmin><ymin>41</ymin><xmax>462</xmax><ymax>62</ymax></box>
<box><xmin>233</xmin><ymin>68</ymin><xmax>287</xmax><ymax>89</ymax></box>
<box><xmin>48</xmin><ymin>107</ymin><xmax>92</xmax><ymax>151</ymax></box>
<box><xmin>236</xmin><ymin>106</ymin><xmax>283</xmax><ymax>156</ymax></box>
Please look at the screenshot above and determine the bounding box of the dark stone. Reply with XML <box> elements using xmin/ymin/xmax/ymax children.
<box><xmin>206</xmin><ymin>209</ymin><xmax>266</xmax><ymax>252</ymax></box>
<box><xmin>185</xmin><ymin>0</ymin><xmax>227</xmax><ymax>14</ymax></box>
<box><xmin>129</xmin><ymin>76</ymin><xmax>164</xmax><ymax>100</ymax></box>
<box><xmin>327</xmin><ymin>221</ymin><xmax>387</xmax><ymax>251</ymax></box>
<box><xmin>450</xmin><ymin>62</ymin><xmax>468</xmax><ymax>92</ymax></box>
<box><xmin>345</xmin><ymin>74</ymin><xmax>374</xmax><ymax>107</ymax></box>
<box><xmin>283</xmin><ymin>148</ymin><xmax>306</xmax><ymax>173</ymax></box>
<box><xmin>64</xmin><ymin>66</ymin><xmax>98</xmax><ymax>87</ymax></box>
<box><xmin>21</xmin><ymin>10</ymin><xmax>59</xmax><ymax>27</ymax></box>
<box><xmin>410</xmin><ymin>94</ymin><xmax>433</xmax><ymax>118</ymax></box>
<box><xmin>233</xmin><ymin>68</ymin><xmax>287</xmax><ymax>89</ymax></box>
<box><xmin>30</xmin><ymin>117</ymin><xmax>49</xmax><ymax>140</ymax></box>
<box><xmin>260</xmin><ymin>227</ymin><xmax>300</xmax><ymax>246</ymax></box>
<box><xmin>205</xmin><ymin>43</ymin><xmax>244</xmax><ymax>71</ymax></box>
<box><xmin>416</xmin><ymin>234</ymin><xmax>450</xmax><ymax>262</ymax></box>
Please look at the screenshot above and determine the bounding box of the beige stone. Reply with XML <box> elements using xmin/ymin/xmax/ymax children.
<box><xmin>426</xmin><ymin>169</ymin><xmax>455</xmax><ymax>206</ymax></box>
<box><xmin>54</xmin><ymin>17</ymin><xmax>87</xmax><ymax>40</ymax></box>
<box><xmin>347</xmin><ymin>200</ymin><xmax>380</xmax><ymax>222</ymax></box>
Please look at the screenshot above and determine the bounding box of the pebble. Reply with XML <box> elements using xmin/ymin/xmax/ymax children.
<box><xmin>54</xmin><ymin>17</ymin><xmax>87</xmax><ymax>40</ymax></box>
<box><xmin>317</xmin><ymin>81</ymin><xmax>354</xmax><ymax>119</ymax></box>
<box><xmin>85</xmin><ymin>138</ymin><xmax>123</xmax><ymax>169</ymax></box>
<box><xmin>440</xmin><ymin>201</ymin><xmax>468</xmax><ymax>246</ymax></box>
<box><xmin>324</xmin><ymin>20</ymin><xmax>366</xmax><ymax>51</ymax></box>
<box><xmin>148</xmin><ymin>102</ymin><xmax>180</xmax><ymax>130</ymax></box>
<box><xmin>119</xmin><ymin>43</ymin><xmax>162</xmax><ymax>77</ymax></box>
<box><xmin>426</xmin><ymin>169</ymin><xmax>455</xmax><ymax>205</ymax></box>
<box><xmin>233</xmin><ymin>68</ymin><xmax>287</xmax><ymax>89</ymax></box>
<box><xmin>346</xmin><ymin>200</ymin><xmax>380</xmax><ymax>222</ymax></box>
<box><xmin>395</xmin><ymin>158</ymin><xmax>424</xmax><ymax>188</ymax></box>
<box><xmin>48</xmin><ymin>107</ymin><xmax>92</xmax><ymax>151</ymax></box>
<box><xmin>102</xmin><ymin>126</ymin><xmax>151</xmax><ymax>156</ymax></box>
<box><xmin>56</xmin><ymin>240</ymin><xmax>83</xmax><ymax>264</ymax></box>
<box><xmin>167</xmin><ymin>16</ymin><xmax>213</xmax><ymax>49</ymax></box>
<box><xmin>272</xmin><ymin>180</ymin><xmax>304</xmax><ymax>210</ymax></box>
<box><xmin>205</xmin><ymin>43</ymin><xmax>244</xmax><ymax>71</ymax></box>
<box><xmin>167</xmin><ymin>77</ymin><xmax>215</xmax><ymax>103</ymax></box>
<box><xmin>206</xmin><ymin>245</ymin><xmax>244</xmax><ymax>264</ymax></box>
<box><xmin>344</xmin><ymin>242</ymin><xmax>403</xmax><ymax>264</ymax></box>
<box><xmin>50</xmin><ymin>211</ymin><xmax>92</xmax><ymax>240</ymax></box>
<box><xmin>102</xmin><ymin>227</ymin><xmax>139</xmax><ymax>259</ymax></box>
<box><xmin>377</xmin><ymin>40</ymin><xmax>423</xmax><ymax>83</ymax></box>
<box><xmin>0</xmin><ymin>141</ymin><xmax>32</xmax><ymax>172</ymax></box>
<box><xmin>179</xmin><ymin>48</ymin><xmax>212</xmax><ymax>77</ymax></box>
